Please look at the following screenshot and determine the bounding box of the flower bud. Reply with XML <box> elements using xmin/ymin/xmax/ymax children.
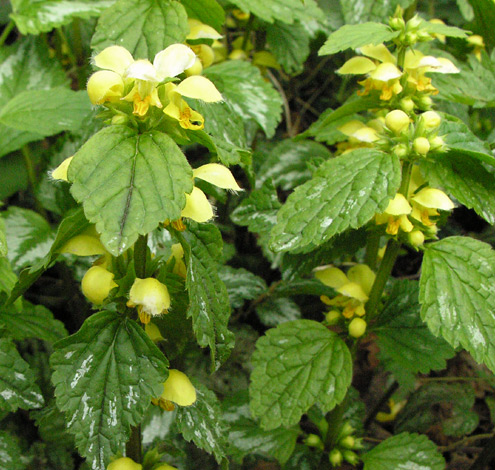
<box><xmin>339</xmin><ymin>435</ymin><xmax>355</xmax><ymax>449</ymax></box>
<box><xmin>421</xmin><ymin>111</ymin><xmax>441</xmax><ymax>129</ymax></box>
<box><xmin>393</xmin><ymin>144</ymin><xmax>408</xmax><ymax>158</ymax></box>
<box><xmin>389</xmin><ymin>17</ymin><xmax>405</xmax><ymax>31</ymax></box>
<box><xmin>229</xmin><ymin>49</ymin><xmax>248</xmax><ymax>60</ymax></box>
<box><xmin>429</xmin><ymin>135</ymin><xmax>446</xmax><ymax>151</ymax></box>
<box><xmin>417</xmin><ymin>95</ymin><xmax>433</xmax><ymax>110</ymax></box>
<box><xmin>197</xmin><ymin>44</ymin><xmax>215</xmax><ymax>68</ymax></box>
<box><xmin>338</xmin><ymin>421</ymin><xmax>355</xmax><ymax>439</ymax></box>
<box><xmin>413</xmin><ymin>137</ymin><xmax>430</xmax><ymax>155</ymax></box>
<box><xmin>87</xmin><ymin>70</ymin><xmax>124</xmax><ymax>105</ymax></box>
<box><xmin>158</xmin><ymin>369</ymin><xmax>196</xmax><ymax>408</ymax></box>
<box><xmin>304</xmin><ymin>433</ymin><xmax>324</xmax><ymax>449</ymax></box>
<box><xmin>343</xmin><ymin>450</ymin><xmax>360</xmax><ymax>465</ymax></box>
<box><xmin>325</xmin><ymin>310</ymin><xmax>341</xmax><ymax>325</ymax></box>
<box><xmin>349</xmin><ymin>317</ymin><xmax>367</xmax><ymax>338</ymax></box>
<box><xmin>111</xmin><ymin>115</ymin><xmax>128</xmax><ymax>125</ymax></box>
<box><xmin>107</xmin><ymin>457</ymin><xmax>142</xmax><ymax>470</ymax></box>
<box><xmin>155</xmin><ymin>465</ymin><xmax>178</xmax><ymax>470</ymax></box>
<box><xmin>408</xmin><ymin>230</ymin><xmax>425</xmax><ymax>247</ymax></box>
<box><xmin>385</xmin><ymin>110</ymin><xmax>410</xmax><ymax>134</ymax></box>
<box><xmin>81</xmin><ymin>266</ymin><xmax>117</xmax><ymax>305</ymax></box>
<box><xmin>405</xmin><ymin>31</ymin><xmax>418</xmax><ymax>45</ymax></box>
<box><xmin>185</xmin><ymin>57</ymin><xmax>203</xmax><ymax>76</ymax></box>
<box><xmin>407</xmin><ymin>15</ymin><xmax>422</xmax><ymax>30</ymax></box>
<box><xmin>329</xmin><ymin>449</ymin><xmax>343</xmax><ymax>467</ymax></box>
<box><xmin>60</xmin><ymin>234</ymin><xmax>106</xmax><ymax>256</ymax></box>
<box><xmin>400</xmin><ymin>97</ymin><xmax>415</xmax><ymax>113</ymax></box>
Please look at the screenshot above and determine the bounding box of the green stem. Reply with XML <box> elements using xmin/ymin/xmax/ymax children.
<box><xmin>397</xmin><ymin>46</ymin><xmax>406</xmax><ymax>71</ymax></box>
<box><xmin>126</xmin><ymin>424</ymin><xmax>142</xmax><ymax>462</ymax></box>
<box><xmin>364</xmin><ymin>232</ymin><xmax>381</xmax><ymax>271</ymax></box>
<box><xmin>0</xmin><ymin>20</ymin><xmax>14</xmax><ymax>47</ymax></box>
<box><xmin>21</xmin><ymin>146</ymin><xmax>47</xmax><ymax>218</ymax></box>
<box><xmin>133</xmin><ymin>235</ymin><xmax>148</xmax><ymax>278</ymax></box>
<box><xmin>241</xmin><ymin>14</ymin><xmax>254</xmax><ymax>51</ymax></box>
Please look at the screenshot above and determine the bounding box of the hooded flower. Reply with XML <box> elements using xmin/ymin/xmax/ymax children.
<box><xmin>152</xmin><ymin>369</ymin><xmax>197</xmax><ymax>411</ymax></box>
<box><xmin>375</xmin><ymin>193</ymin><xmax>414</xmax><ymax>235</ymax></box>
<box><xmin>127</xmin><ymin>277</ymin><xmax>171</xmax><ymax>324</ymax></box>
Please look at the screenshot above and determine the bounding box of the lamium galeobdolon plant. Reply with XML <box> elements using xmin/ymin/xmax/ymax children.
<box><xmin>2</xmin><ymin>1</ymin><xmax>495</xmax><ymax>470</ymax></box>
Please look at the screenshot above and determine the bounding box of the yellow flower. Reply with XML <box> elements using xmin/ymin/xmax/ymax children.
<box><xmin>169</xmin><ymin>243</ymin><xmax>187</xmax><ymax>278</ymax></box>
<box><xmin>315</xmin><ymin>264</ymin><xmax>375</xmax><ymax>319</ymax></box>
<box><xmin>107</xmin><ymin>457</ymin><xmax>142</xmax><ymax>470</ymax></box>
<box><xmin>127</xmin><ymin>278</ymin><xmax>171</xmax><ymax>324</ymax></box>
<box><xmin>181</xmin><ymin>163</ymin><xmax>241</xmax><ymax>223</ymax></box>
<box><xmin>467</xmin><ymin>34</ymin><xmax>485</xmax><ymax>60</ymax></box>
<box><xmin>375</xmin><ymin>193</ymin><xmax>414</xmax><ymax>235</ymax></box>
<box><xmin>145</xmin><ymin>322</ymin><xmax>164</xmax><ymax>342</ymax></box>
<box><xmin>51</xmin><ymin>156</ymin><xmax>73</xmax><ymax>182</ymax></box>
<box><xmin>60</xmin><ymin>233</ymin><xmax>106</xmax><ymax>257</ymax></box>
<box><xmin>81</xmin><ymin>266</ymin><xmax>117</xmax><ymax>305</ymax></box>
<box><xmin>410</xmin><ymin>187</ymin><xmax>454</xmax><ymax>226</ymax></box>
<box><xmin>152</xmin><ymin>369</ymin><xmax>197</xmax><ymax>411</ymax></box>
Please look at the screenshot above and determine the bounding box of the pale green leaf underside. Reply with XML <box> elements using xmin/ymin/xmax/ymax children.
<box><xmin>270</xmin><ymin>148</ymin><xmax>401</xmax><ymax>253</ymax></box>
<box><xmin>319</xmin><ymin>22</ymin><xmax>400</xmax><ymax>55</ymax></box>
<box><xmin>362</xmin><ymin>432</ymin><xmax>445</xmax><ymax>470</ymax></box>
<box><xmin>420</xmin><ymin>237</ymin><xmax>495</xmax><ymax>373</ymax></box>
<box><xmin>69</xmin><ymin>126</ymin><xmax>192</xmax><ymax>255</ymax></box>
<box><xmin>0</xmin><ymin>338</ymin><xmax>44</xmax><ymax>412</ymax></box>
<box><xmin>250</xmin><ymin>319</ymin><xmax>352</xmax><ymax>430</ymax></box>
<box><xmin>91</xmin><ymin>0</ymin><xmax>188</xmax><ymax>58</ymax></box>
<box><xmin>10</xmin><ymin>0</ymin><xmax>116</xmax><ymax>35</ymax></box>
<box><xmin>51</xmin><ymin>311</ymin><xmax>168</xmax><ymax>470</ymax></box>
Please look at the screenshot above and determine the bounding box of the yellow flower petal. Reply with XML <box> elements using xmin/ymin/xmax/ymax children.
<box><xmin>161</xmin><ymin>369</ymin><xmax>197</xmax><ymax>406</ymax></box>
<box><xmin>384</xmin><ymin>194</ymin><xmax>412</xmax><ymax>216</ymax></box>
<box><xmin>347</xmin><ymin>264</ymin><xmax>375</xmax><ymax>296</ymax></box>
<box><xmin>87</xmin><ymin>70</ymin><xmax>124</xmax><ymax>104</ymax></box>
<box><xmin>193</xmin><ymin>163</ymin><xmax>241</xmax><ymax>190</ymax></box>
<box><xmin>81</xmin><ymin>266</ymin><xmax>117</xmax><ymax>305</ymax></box>
<box><xmin>107</xmin><ymin>457</ymin><xmax>142</xmax><ymax>470</ymax></box>
<box><xmin>60</xmin><ymin>234</ymin><xmax>106</xmax><ymax>256</ymax></box>
<box><xmin>411</xmin><ymin>188</ymin><xmax>455</xmax><ymax>210</ymax></box>
<box><xmin>352</xmin><ymin>127</ymin><xmax>378</xmax><ymax>142</ymax></box>
<box><xmin>51</xmin><ymin>156</ymin><xmax>73</xmax><ymax>182</ymax></box>
<box><xmin>181</xmin><ymin>186</ymin><xmax>214</xmax><ymax>222</ymax></box>
<box><xmin>338</xmin><ymin>281</ymin><xmax>369</xmax><ymax>302</ymax></box>
<box><xmin>126</xmin><ymin>59</ymin><xmax>158</xmax><ymax>81</ymax></box>
<box><xmin>337</xmin><ymin>56</ymin><xmax>376</xmax><ymax>75</ymax></box>
<box><xmin>338</xmin><ymin>120</ymin><xmax>365</xmax><ymax>136</ymax></box>
<box><xmin>187</xmin><ymin>23</ymin><xmax>222</xmax><ymax>40</ymax></box>
<box><xmin>314</xmin><ymin>266</ymin><xmax>349</xmax><ymax>289</ymax></box>
<box><xmin>370</xmin><ymin>62</ymin><xmax>402</xmax><ymax>81</ymax></box>
<box><xmin>176</xmin><ymin>75</ymin><xmax>223</xmax><ymax>102</ymax></box>
<box><xmin>93</xmin><ymin>45</ymin><xmax>134</xmax><ymax>76</ymax></box>
<box><xmin>128</xmin><ymin>278</ymin><xmax>171</xmax><ymax>316</ymax></box>
<box><xmin>145</xmin><ymin>322</ymin><xmax>164</xmax><ymax>342</ymax></box>
<box><xmin>154</xmin><ymin>44</ymin><xmax>196</xmax><ymax>80</ymax></box>
<box><xmin>359</xmin><ymin>44</ymin><xmax>396</xmax><ymax>64</ymax></box>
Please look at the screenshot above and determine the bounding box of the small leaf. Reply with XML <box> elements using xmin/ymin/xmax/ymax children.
<box><xmin>375</xmin><ymin>280</ymin><xmax>455</xmax><ymax>388</ymax></box>
<box><xmin>250</xmin><ymin>319</ymin><xmax>352</xmax><ymax>429</ymax></box>
<box><xmin>255</xmin><ymin>297</ymin><xmax>301</xmax><ymax>327</ymax></box>
<box><xmin>420</xmin><ymin>19</ymin><xmax>469</xmax><ymax>38</ymax></box>
<box><xmin>69</xmin><ymin>127</ymin><xmax>192</xmax><ymax>255</ymax></box>
<box><xmin>204</xmin><ymin>60</ymin><xmax>283</xmax><ymax>138</ymax></box>
<box><xmin>218</xmin><ymin>266</ymin><xmax>267</xmax><ymax>309</ymax></box>
<box><xmin>362</xmin><ymin>433</ymin><xmax>445</xmax><ymax>470</ymax></box>
<box><xmin>469</xmin><ymin>0</ymin><xmax>495</xmax><ymax>49</ymax></box>
<box><xmin>0</xmin><ymin>88</ymin><xmax>91</xmax><ymax>136</ymax></box>
<box><xmin>319</xmin><ymin>22</ymin><xmax>400</xmax><ymax>55</ymax></box>
<box><xmin>51</xmin><ymin>311</ymin><xmax>168</xmax><ymax>470</ymax></box>
<box><xmin>0</xmin><ymin>338</ymin><xmax>44</xmax><ymax>412</ymax></box>
<box><xmin>420</xmin><ymin>237</ymin><xmax>495</xmax><ymax>374</ymax></box>
<box><xmin>0</xmin><ymin>431</ymin><xmax>25</xmax><ymax>470</ymax></box>
<box><xmin>91</xmin><ymin>0</ymin><xmax>188</xmax><ymax>58</ymax></box>
<box><xmin>270</xmin><ymin>148</ymin><xmax>401</xmax><ymax>253</ymax></box>
<box><xmin>180</xmin><ymin>0</ymin><xmax>225</xmax><ymax>31</ymax></box>
<box><xmin>177</xmin><ymin>223</ymin><xmax>234</xmax><ymax>370</ymax></box>
<box><xmin>10</xmin><ymin>0</ymin><xmax>116</xmax><ymax>35</ymax></box>
<box><xmin>176</xmin><ymin>381</ymin><xmax>228</xmax><ymax>463</ymax></box>
<box><xmin>421</xmin><ymin>153</ymin><xmax>495</xmax><ymax>225</ymax></box>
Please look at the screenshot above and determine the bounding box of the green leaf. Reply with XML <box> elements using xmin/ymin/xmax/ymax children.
<box><xmin>255</xmin><ymin>297</ymin><xmax>301</xmax><ymax>327</ymax></box>
<box><xmin>362</xmin><ymin>433</ymin><xmax>445</xmax><ymax>470</ymax></box>
<box><xmin>339</xmin><ymin>0</ymin><xmax>414</xmax><ymax>24</ymax></box>
<box><xmin>421</xmin><ymin>153</ymin><xmax>495</xmax><ymax>225</ymax></box>
<box><xmin>204</xmin><ymin>60</ymin><xmax>283</xmax><ymax>138</ymax></box>
<box><xmin>0</xmin><ymin>431</ymin><xmax>25</xmax><ymax>470</ymax></box>
<box><xmin>10</xmin><ymin>0</ymin><xmax>116</xmax><ymax>35</ymax></box>
<box><xmin>51</xmin><ymin>311</ymin><xmax>168</xmax><ymax>470</ymax></box>
<box><xmin>255</xmin><ymin>139</ymin><xmax>331</xmax><ymax>191</ymax></box>
<box><xmin>272</xmin><ymin>278</ymin><xmax>336</xmax><ymax>298</ymax></box>
<box><xmin>0</xmin><ymin>300</ymin><xmax>67</xmax><ymax>343</ymax></box>
<box><xmin>2</xmin><ymin>207</ymin><xmax>54</xmax><ymax>271</ymax></box>
<box><xmin>227</xmin><ymin>0</ymin><xmax>324</xmax><ymax>24</ymax></box>
<box><xmin>438</xmin><ymin>114</ymin><xmax>495</xmax><ymax>166</ymax></box>
<box><xmin>469</xmin><ymin>0</ymin><xmax>495</xmax><ymax>49</ymax></box>
<box><xmin>218</xmin><ymin>266</ymin><xmax>267</xmax><ymax>309</ymax></box>
<box><xmin>265</xmin><ymin>20</ymin><xmax>311</xmax><ymax>74</ymax></box>
<box><xmin>319</xmin><ymin>22</ymin><xmax>400</xmax><ymax>55</ymax></box>
<box><xmin>0</xmin><ymin>258</ymin><xmax>17</xmax><ymax>300</ymax></box>
<box><xmin>223</xmin><ymin>391</ymin><xmax>299</xmax><ymax>464</ymax></box>
<box><xmin>69</xmin><ymin>127</ymin><xmax>192</xmax><ymax>255</ymax></box>
<box><xmin>0</xmin><ymin>217</ymin><xmax>7</xmax><ymax>257</ymax></box>
<box><xmin>419</xmin><ymin>19</ymin><xmax>468</xmax><ymax>38</ymax></box>
<box><xmin>176</xmin><ymin>381</ymin><xmax>228</xmax><ymax>463</ymax></box>
<box><xmin>178</xmin><ymin>223</ymin><xmax>234</xmax><ymax>370</ymax></box>
<box><xmin>180</xmin><ymin>0</ymin><xmax>224</xmax><ymax>31</ymax></box>
<box><xmin>91</xmin><ymin>0</ymin><xmax>188</xmax><ymax>58</ymax></box>
<box><xmin>375</xmin><ymin>281</ymin><xmax>455</xmax><ymax>388</ymax></box>
<box><xmin>250</xmin><ymin>319</ymin><xmax>352</xmax><ymax>429</ymax></box>
<box><xmin>394</xmin><ymin>382</ymin><xmax>478</xmax><ymax>437</ymax></box>
<box><xmin>420</xmin><ymin>237</ymin><xmax>495</xmax><ymax>374</ymax></box>
<box><xmin>0</xmin><ymin>88</ymin><xmax>91</xmax><ymax>137</ymax></box>
<box><xmin>0</xmin><ymin>338</ymin><xmax>44</xmax><ymax>412</ymax></box>
<box><xmin>270</xmin><ymin>148</ymin><xmax>401</xmax><ymax>253</ymax></box>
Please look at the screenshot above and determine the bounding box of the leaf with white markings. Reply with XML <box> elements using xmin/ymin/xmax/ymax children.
<box><xmin>0</xmin><ymin>337</ymin><xmax>44</xmax><ymax>412</ymax></box>
<box><xmin>69</xmin><ymin>126</ymin><xmax>192</xmax><ymax>255</ymax></box>
<box><xmin>218</xmin><ymin>266</ymin><xmax>267</xmax><ymax>309</ymax></box>
<box><xmin>50</xmin><ymin>311</ymin><xmax>168</xmax><ymax>470</ymax></box>
<box><xmin>270</xmin><ymin>148</ymin><xmax>401</xmax><ymax>253</ymax></box>
<box><xmin>250</xmin><ymin>320</ymin><xmax>352</xmax><ymax>429</ymax></box>
<box><xmin>420</xmin><ymin>237</ymin><xmax>495</xmax><ymax>373</ymax></box>
<box><xmin>0</xmin><ymin>431</ymin><xmax>25</xmax><ymax>470</ymax></box>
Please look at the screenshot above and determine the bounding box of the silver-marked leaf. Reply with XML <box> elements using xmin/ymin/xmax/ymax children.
<box><xmin>51</xmin><ymin>311</ymin><xmax>168</xmax><ymax>470</ymax></box>
<box><xmin>270</xmin><ymin>148</ymin><xmax>401</xmax><ymax>253</ymax></box>
<box><xmin>0</xmin><ymin>338</ymin><xmax>44</xmax><ymax>412</ymax></box>
<box><xmin>255</xmin><ymin>297</ymin><xmax>301</xmax><ymax>327</ymax></box>
<box><xmin>362</xmin><ymin>433</ymin><xmax>445</xmax><ymax>470</ymax></box>
<box><xmin>69</xmin><ymin>127</ymin><xmax>192</xmax><ymax>255</ymax></box>
<box><xmin>0</xmin><ymin>431</ymin><xmax>25</xmax><ymax>470</ymax></box>
<box><xmin>218</xmin><ymin>266</ymin><xmax>267</xmax><ymax>309</ymax></box>
<box><xmin>250</xmin><ymin>319</ymin><xmax>352</xmax><ymax>430</ymax></box>
<box><xmin>91</xmin><ymin>0</ymin><xmax>188</xmax><ymax>58</ymax></box>
<box><xmin>420</xmin><ymin>237</ymin><xmax>495</xmax><ymax>373</ymax></box>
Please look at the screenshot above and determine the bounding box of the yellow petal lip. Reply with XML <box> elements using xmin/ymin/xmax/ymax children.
<box><xmin>154</xmin><ymin>44</ymin><xmax>196</xmax><ymax>80</ymax></box>
<box><xmin>161</xmin><ymin>369</ymin><xmax>197</xmax><ymax>406</ymax></box>
<box><xmin>181</xmin><ymin>186</ymin><xmax>214</xmax><ymax>222</ymax></box>
<box><xmin>128</xmin><ymin>278</ymin><xmax>171</xmax><ymax>316</ymax></box>
<box><xmin>347</xmin><ymin>264</ymin><xmax>376</xmax><ymax>295</ymax></box>
<box><xmin>370</xmin><ymin>62</ymin><xmax>402</xmax><ymax>81</ymax></box>
<box><xmin>51</xmin><ymin>156</ymin><xmax>74</xmax><ymax>182</ymax></box>
<box><xmin>338</xmin><ymin>120</ymin><xmax>365</xmax><ymax>136</ymax></box>
<box><xmin>467</xmin><ymin>34</ymin><xmax>484</xmax><ymax>47</ymax></box>
<box><xmin>337</xmin><ymin>56</ymin><xmax>376</xmax><ymax>75</ymax></box>
<box><xmin>187</xmin><ymin>23</ymin><xmax>222</xmax><ymax>40</ymax></box>
<box><xmin>193</xmin><ymin>163</ymin><xmax>241</xmax><ymax>190</ymax></box>
<box><xmin>385</xmin><ymin>194</ymin><xmax>412</xmax><ymax>216</ymax></box>
<box><xmin>176</xmin><ymin>75</ymin><xmax>223</xmax><ymax>102</ymax></box>
<box><xmin>314</xmin><ymin>266</ymin><xmax>348</xmax><ymax>289</ymax></box>
<box><xmin>411</xmin><ymin>188</ymin><xmax>455</xmax><ymax>210</ymax></box>
<box><xmin>352</xmin><ymin>127</ymin><xmax>378</xmax><ymax>142</ymax></box>
<box><xmin>87</xmin><ymin>70</ymin><xmax>124</xmax><ymax>104</ymax></box>
<box><xmin>125</xmin><ymin>59</ymin><xmax>158</xmax><ymax>81</ymax></box>
<box><xmin>359</xmin><ymin>44</ymin><xmax>396</xmax><ymax>64</ymax></box>
<box><xmin>60</xmin><ymin>234</ymin><xmax>106</xmax><ymax>256</ymax></box>
<box><xmin>93</xmin><ymin>45</ymin><xmax>134</xmax><ymax>76</ymax></box>
<box><xmin>338</xmin><ymin>282</ymin><xmax>369</xmax><ymax>302</ymax></box>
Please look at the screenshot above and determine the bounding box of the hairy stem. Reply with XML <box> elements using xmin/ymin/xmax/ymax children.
<box><xmin>133</xmin><ymin>234</ymin><xmax>148</xmax><ymax>278</ymax></box>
